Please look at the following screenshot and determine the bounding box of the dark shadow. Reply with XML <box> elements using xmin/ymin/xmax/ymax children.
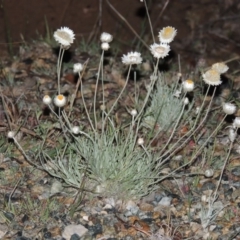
<box><xmin>157</xmin><ymin>50</ymin><xmax>176</xmax><ymax>72</ymax></box>
<box><xmin>53</xmin><ymin>47</ymin><xmax>73</xmax><ymax>63</ymax></box>
<box><xmin>135</xmin><ymin>6</ymin><xmax>148</xmax><ymax>18</ymax></box>
<box><xmin>123</xmin><ymin>68</ymin><xmax>142</xmax><ymax>81</ymax></box>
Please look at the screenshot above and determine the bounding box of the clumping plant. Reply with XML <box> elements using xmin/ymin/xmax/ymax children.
<box><xmin>7</xmin><ymin>19</ymin><xmax>236</xmax><ymax>213</ymax></box>
<box><xmin>143</xmin><ymin>75</ymin><xmax>193</xmax><ymax>132</ymax></box>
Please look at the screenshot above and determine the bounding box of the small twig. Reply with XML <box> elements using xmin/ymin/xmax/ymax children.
<box><xmin>106</xmin><ymin>0</ymin><xmax>149</xmax><ymax>49</ymax></box>
<box><xmin>8</xmin><ymin>178</ymin><xmax>21</xmax><ymax>206</ymax></box>
<box><xmin>152</xmin><ymin>0</ymin><xmax>170</xmax><ymax>29</ymax></box>
<box><xmin>59</xmin><ymin>0</ymin><xmax>72</xmax><ymax>26</ymax></box>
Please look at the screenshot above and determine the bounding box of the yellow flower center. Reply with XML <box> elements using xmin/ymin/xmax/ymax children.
<box><xmin>208</xmin><ymin>70</ymin><xmax>219</xmax><ymax>81</ymax></box>
<box><xmin>163</xmin><ymin>27</ymin><xmax>174</xmax><ymax>38</ymax></box>
<box><xmin>186</xmin><ymin>79</ymin><xmax>193</xmax><ymax>84</ymax></box>
<box><xmin>58</xmin><ymin>95</ymin><xmax>64</xmax><ymax>100</ymax></box>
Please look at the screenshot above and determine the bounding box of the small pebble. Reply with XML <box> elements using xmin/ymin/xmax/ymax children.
<box><xmin>50</xmin><ymin>180</ymin><xmax>63</xmax><ymax>195</ymax></box>
<box><xmin>231</xmin><ymin>166</ymin><xmax>240</xmax><ymax>176</ymax></box>
<box><xmin>70</xmin><ymin>233</ymin><xmax>80</xmax><ymax>240</ymax></box>
<box><xmin>158</xmin><ymin>196</ymin><xmax>172</xmax><ymax>206</ymax></box>
<box><xmin>62</xmin><ymin>224</ymin><xmax>88</xmax><ymax>240</ymax></box>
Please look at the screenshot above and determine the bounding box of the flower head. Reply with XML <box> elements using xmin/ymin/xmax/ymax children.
<box><xmin>130</xmin><ymin>109</ymin><xmax>137</xmax><ymax>117</ymax></box>
<box><xmin>101</xmin><ymin>42</ymin><xmax>110</xmax><ymax>51</ymax></box>
<box><xmin>54</xmin><ymin>94</ymin><xmax>67</xmax><ymax>108</ymax></box>
<box><xmin>150</xmin><ymin>43</ymin><xmax>170</xmax><ymax>59</ymax></box>
<box><xmin>183</xmin><ymin>97</ymin><xmax>189</xmax><ymax>105</ymax></box>
<box><xmin>158</xmin><ymin>26</ymin><xmax>177</xmax><ymax>44</ymax></box>
<box><xmin>53</xmin><ymin>27</ymin><xmax>75</xmax><ymax>47</ymax></box>
<box><xmin>222</xmin><ymin>102</ymin><xmax>236</xmax><ymax>115</ymax></box>
<box><xmin>100</xmin><ymin>32</ymin><xmax>113</xmax><ymax>43</ymax></box>
<box><xmin>73</xmin><ymin>63</ymin><xmax>83</xmax><ymax>73</ymax></box>
<box><xmin>202</xmin><ymin>69</ymin><xmax>221</xmax><ymax>86</ymax></box>
<box><xmin>137</xmin><ymin>138</ymin><xmax>144</xmax><ymax>145</ymax></box>
<box><xmin>43</xmin><ymin>95</ymin><xmax>52</xmax><ymax>105</ymax></box>
<box><xmin>182</xmin><ymin>79</ymin><xmax>194</xmax><ymax>92</ymax></box>
<box><xmin>7</xmin><ymin>131</ymin><xmax>15</xmax><ymax>139</ymax></box>
<box><xmin>71</xmin><ymin>126</ymin><xmax>80</xmax><ymax>135</ymax></box>
<box><xmin>229</xmin><ymin>127</ymin><xmax>237</xmax><ymax>142</ymax></box>
<box><xmin>122</xmin><ymin>51</ymin><xmax>142</xmax><ymax>65</ymax></box>
<box><xmin>173</xmin><ymin>89</ymin><xmax>182</xmax><ymax>98</ymax></box>
<box><xmin>211</xmin><ymin>62</ymin><xmax>229</xmax><ymax>74</ymax></box>
<box><xmin>204</xmin><ymin>169</ymin><xmax>214</xmax><ymax>178</ymax></box>
<box><xmin>233</xmin><ymin>117</ymin><xmax>240</xmax><ymax>128</ymax></box>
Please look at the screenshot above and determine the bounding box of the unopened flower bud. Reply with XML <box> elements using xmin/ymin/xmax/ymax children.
<box><xmin>72</xmin><ymin>126</ymin><xmax>80</xmax><ymax>135</ymax></box>
<box><xmin>54</xmin><ymin>94</ymin><xmax>67</xmax><ymax>108</ymax></box>
<box><xmin>43</xmin><ymin>95</ymin><xmax>52</xmax><ymax>105</ymax></box>
<box><xmin>130</xmin><ymin>109</ymin><xmax>137</xmax><ymax>117</ymax></box>
<box><xmin>137</xmin><ymin>138</ymin><xmax>144</xmax><ymax>145</ymax></box>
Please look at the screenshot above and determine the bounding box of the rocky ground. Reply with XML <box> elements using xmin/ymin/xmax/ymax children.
<box><xmin>1</xmin><ymin>1</ymin><xmax>240</xmax><ymax>240</ymax></box>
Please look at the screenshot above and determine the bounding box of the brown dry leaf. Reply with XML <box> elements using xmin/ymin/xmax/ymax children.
<box><xmin>113</xmin><ymin>221</ymin><xmax>125</xmax><ymax>234</ymax></box>
<box><xmin>128</xmin><ymin>216</ymin><xmax>151</xmax><ymax>234</ymax></box>
<box><xmin>230</xmin><ymin>158</ymin><xmax>240</xmax><ymax>167</ymax></box>
<box><xmin>30</xmin><ymin>185</ymin><xmax>45</xmax><ymax>198</ymax></box>
<box><xmin>128</xmin><ymin>216</ymin><xmax>139</xmax><ymax>225</ymax></box>
<box><xmin>139</xmin><ymin>202</ymin><xmax>154</xmax><ymax>212</ymax></box>
<box><xmin>125</xmin><ymin>227</ymin><xmax>137</xmax><ymax>237</ymax></box>
<box><xmin>58</xmin><ymin>196</ymin><xmax>74</xmax><ymax>206</ymax></box>
<box><xmin>178</xmin><ymin>125</ymin><xmax>189</xmax><ymax>136</ymax></box>
<box><xmin>64</xmin><ymin>73</ymin><xmax>76</xmax><ymax>85</ymax></box>
<box><xmin>153</xmin><ymin>211</ymin><xmax>161</xmax><ymax>219</ymax></box>
<box><xmin>49</xmin><ymin>226</ymin><xmax>62</xmax><ymax>237</ymax></box>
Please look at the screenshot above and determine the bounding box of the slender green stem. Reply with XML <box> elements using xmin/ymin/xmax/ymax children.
<box><xmin>77</xmin><ymin>73</ymin><xmax>95</xmax><ymax>133</ymax></box>
<box><xmin>13</xmin><ymin>137</ymin><xmax>41</xmax><ymax>169</ymax></box>
<box><xmin>143</xmin><ymin>0</ymin><xmax>155</xmax><ymax>43</ymax></box>
<box><xmin>153</xmin><ymin>96</ymin><xmax>186</xmax><ymax>154</ymax></box>
<box><xmin>94</xmin><ymin>51</ymin><xmax>104</xmax><ymax>130</ymax></box>
<box><xmin>159</xmin><ymin>86</ymin><xmax>213</xmax><ymax>160</ymax></box>
<box><xmin>57</xmin><ymin>47</ymin><xmax>65</xmax><ymax>94</ymax></box>
<box><xmin>101</xmin><ymin>51</ymin><xmax>105</xmax><ymax>134</ymax></box>
<box><xmin>135</xmin><ymin>59</ymin><xmax>159</xmax><ymax>121</ymax></box>
<box><xmin>213</xmin><ymin>128</ymin><xmax>236</xmax><ymax>201</ymax></box>
<box><xmin>156</xmin><ymin>114</ymin><xmax>227</xmax><ymax>181</ymax></box>
<box><xmin>106</xmin><ymin>64</ymin><xmax>132</xmax><ymax>117</ymax></box>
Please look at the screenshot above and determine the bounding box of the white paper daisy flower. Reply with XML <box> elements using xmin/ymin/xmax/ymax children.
<box><xmin>229</xmin><ymin>127</ymin><xmax>237</xmax><ymax>142</ymax></box>
<box><xmin>202</xmin><ymin>69</ymin><xmax>221</xmax><ymax>86</ymax></box>
<box><xmin>130</xmin><ymin>109</ymin><xmax>137</xmax><ymax>117</ymax></box>
<box><xmin>222</xmin><ymin>102</ymin><xmax>236</xmax><ymax>115</ymax></box>
<box><xmin>71</xmin><ymin>126</ymin><xmax>80</xmax><ymax>134</ymax></box>
<box><xmin>7</xmin><ymin>131</ymin><xmax>15</xmax><ymax>139</ymax></box>
<box><xmin>122</xmin><ymin>52</ymin><xmax>142</xmax><ymax>65</ymax></box>
<box><xmin>233</xmin><ymin>117</ymin><xmax>240</xmax><ymax>128</ymax></box>
<box><xmin>204</xmin><ymin>169</ymin><xmax>214</xmax><ymax>178</ymax></box>
<box><xmin>149</xmin><ymin>43</ymin><xmax>170</xmax><ymax>59</ymax></box>
<box><xmin>54</xmin><ymin>94</ymin><xmax>67</xmax><ymax>108</ymax></box>
<box><xmin>183</xmin><ymin>97</ymin><xmax>189</xmax><ymax>105</ymax></box>
<box><xmin>137</xmin><ymin>138</ymin><xmax>144</xmax><ymax>145</ymax></box>
<box><xmin>158</xmin><ymin>26</ymin><xmax>177</xmax><ymax>44</ymax></box>
<box><xmin>43</xmin><ymin>95</ymin><xmax>52</xmax><ymax>105</ymax></box>
<box><xmin>100</xmin><ymin>32</ymin><xmax>113</xmax><ymax>43</ymax></box>
<box><xmin>182</xmin><ymin>79</ymin><xmax>194</xmax><ymax>92</ymax></box>
<box><xmin>211</xmin><ymin>62</ymin><xmax>229</xmax><ymax>74</ymax></box>
<box><xmin>73</xmin><ymin>63</ymin><xmax>83</xmax><ymax>73</ymax></box>
<box><xmin>101</xmin><ymin>42</ymin><xmax>110</xmax><ymax>51</ymax></box>
<box><xmin>53</xmin><ymin>27</ymin><xmax>75</xmax><ymax>47</ymax></box>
